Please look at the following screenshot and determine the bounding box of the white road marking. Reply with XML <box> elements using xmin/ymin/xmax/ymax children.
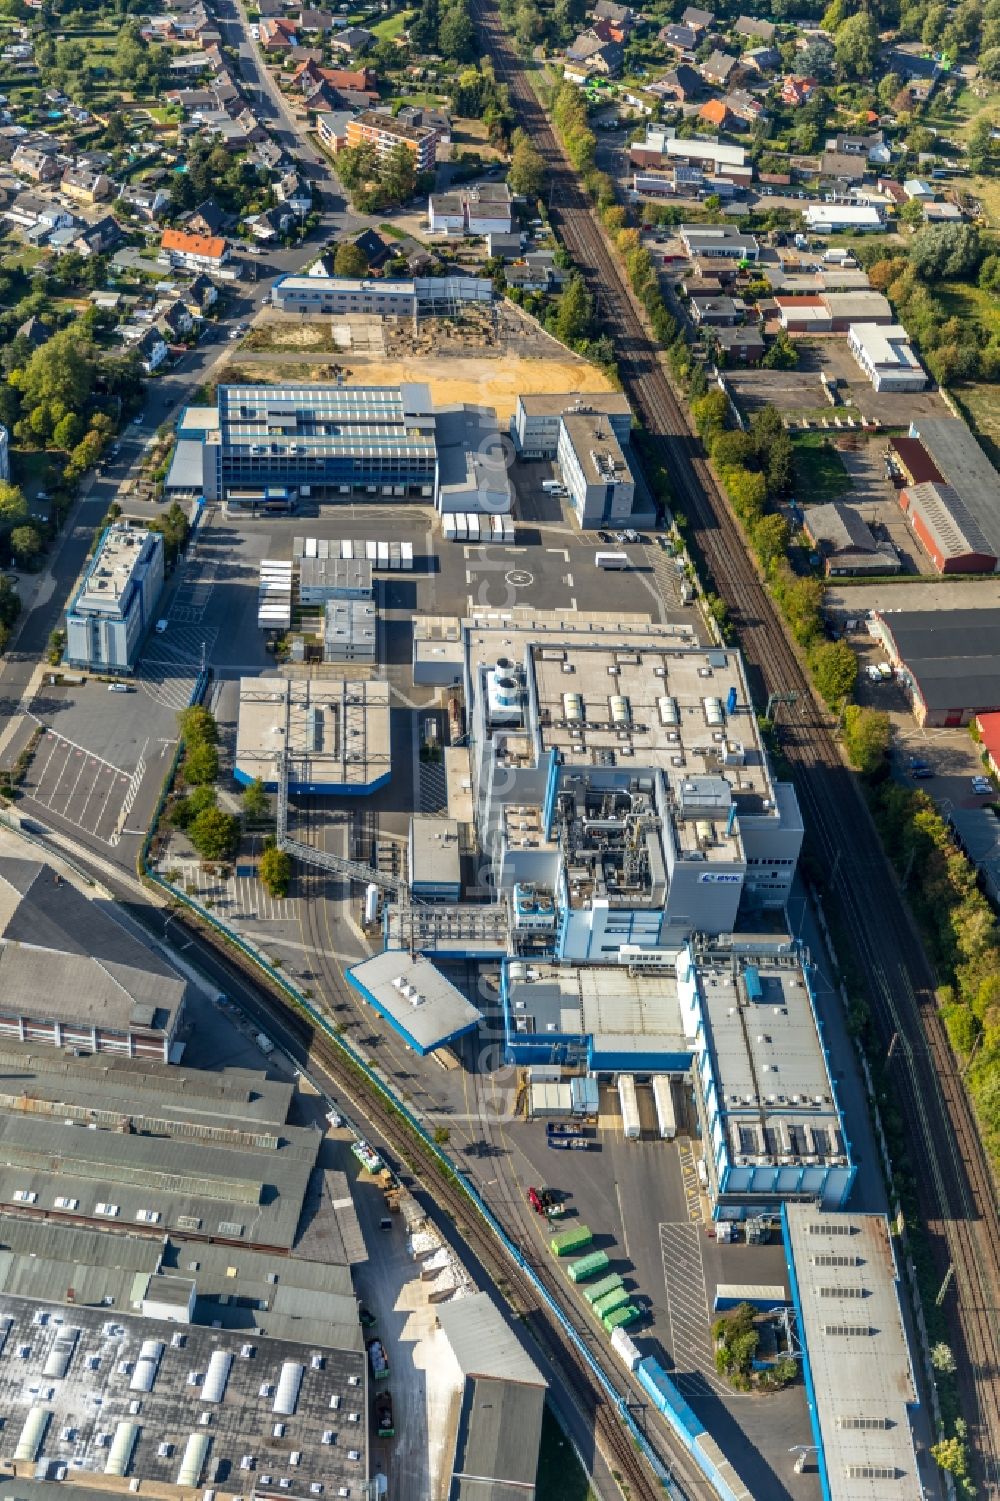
<box><xmin>565</xmin><ymin>573</ymin><xmax>574</xmax><ymax>588</ymax></box>
<box><xmin>614</xmin><ymin>1180</ymin><xmax>631</xmax><ymax>1258</ymax></box>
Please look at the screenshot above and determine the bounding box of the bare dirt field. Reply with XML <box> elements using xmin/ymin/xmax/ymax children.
<box><xmin>224</xmin><ymin>347</ymin><xmax>616</xmax><ymax>421</ymax></box>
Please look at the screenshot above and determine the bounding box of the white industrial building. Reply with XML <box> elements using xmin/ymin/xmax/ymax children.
<box><xmin>847</xmin><ymin>323</ymin><xmax>927</xmax><ymax>392</ymax></box>
<box><xmin>511</xmin><ymin>392</ymin><xmax>633</xmax><ymax>460</ymax></box>
<box><xmin>235</xmin><ymin>676</ymin><xmax>391</xmax><ymax>795</ymax></box>
<box><xmin>556</xmin><ymin>410</ymin><xmax>635</xmax><ymax>528</ymax></box>
<box><xmin>270</xmin><ymin>274</ymin><xmax>493</xmax><ymax>319</ymax></box>
<box><xmin>65</xmin><ymin>524</ymin><xmax>164</xmax><ymax>672</ymax></box>
<box><xmin>804</xmin><ymin>203</ymin><xmax>885</xmax><ymax>233</ymax></box>
<box><xmin>463</xmin><ymin>612</ymin><xmax>804</xmax><ymax>960</ymax></box>
<box><xmin>323</xmin><ymin>597</ymin><xmax>377</xmax><ymax>662</ymax></box>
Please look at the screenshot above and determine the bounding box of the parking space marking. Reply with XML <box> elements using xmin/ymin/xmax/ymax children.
<box><xmin>677</xmin><ymin>1140</ymin><xmax>705</xmax><ymax>1224</ymax></box>
<box><xmin>659</xmin><ymin>1221</ymin><xmax>728</xmax><ymax>1399</ymax></box>
<box><xmin>165</xmin><ymin>859</ymin><xmax>298</xmax><ymax>924</ymax></box>
<box><xmin>138</xmin><ymin>625</ymin><xmax>219</xmax><ymax>710</ymax></box>
<box><xmin>21</xmin><ymin>727</ymin><xmax>136</xmax><ymax>846</ymax></box>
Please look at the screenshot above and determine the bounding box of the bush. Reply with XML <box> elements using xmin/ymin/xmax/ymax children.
<box><xmin>259</xmin><ymin>840</ymin><xmax>292</xmax><ymax>897</ymax></box>
<box><xmin>170</xmin><ymin>784</ymin><xmax>217</xmax><ymax>830</ymax></box>
<box><xmin>842</xmin><ymin>704</ymin><xmax>891</xmax><ymax>775</ymax></box>
<box><xmin>184</xmin><ymin>740</ymin><xmax>219</xmax><ymax>786</ymax></box>
<box><xmin>189</xmin><ymin>806</ymin><xmax>239</xmax><ymax>861</ymax></box>
<box><xmin>178</xmin><ymin>706</ymin><xmax>218</xmax><ymax>746</ymax></box>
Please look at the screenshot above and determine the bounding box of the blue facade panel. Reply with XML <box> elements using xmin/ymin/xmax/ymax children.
<box><xmin>588</xmin><ymin>1047</ymin><xmax>692</xmax><ymax>1075</ymax></box>
<box><xmin>234</xmin><ymin>767</ymin><xmax>391</xmax><ymax>797</ymax></box>
<box><xmin>345</xmin><ymin>973</ymin><xmax>479</xmax><ymax>1057</ymax></box>
<box><xmin>781</xmin><ymin>1204</ymin><xmax>832</xmax><ymax>1501</ymax></box>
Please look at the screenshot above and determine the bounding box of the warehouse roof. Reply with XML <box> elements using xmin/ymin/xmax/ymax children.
<box><xmin>877</xmin><ymin>608</ymin><xmax>1000</xmax><ymax>713</ymax></box>
<box><xmin>910</xmin><ymin>417</ymin><xmax>1000</xmax><ymax>534</ymax></box>
<box><xmin>902</xmin><ymin>482</ymin><xmax>996</xmax><ymax>564</ymax></box>
<box><xmin>948</xmin><ymin>806</ymin><xmax>1000</xmax><ymax>908</ymax></box>
<box><xmin>0</xmin><ymin>1295</ymin><xmax>366</xmax><ymax>1496</ymax></box>
<box><xmin>451</xmin><ymin>1377</ymin><xmax>546</xmax><ymax>1501</ymax></box>
<box><xmin>804</xmin><ymin>501</ymin><xmax>880</xmax><ymax>557</ymax></box>
<box><xmin>889</xmin><ymin>435</ymin><xmax>942</xmax><ymax>485</ymax></box>
<box><xmin>437</xmin><ymin>1293</ymin><xmax>546</xmax><ymax>1387</ymax></box>
<box><xmin>0</xmin><ymin>860</ymin><xmax>185</xmax><ymax>1039</ymax></box>
<box><xmin>345</xmin><ymin>952</ymin><xmax>481</xmax><ymax>1054</ymax></box>
<box><xmin>505</xmin><ymin>964</ymin><xmax>690</xmax><ymax>1061</ymax></box>
<box><xmin>784</xmin><ymin>1205</ymin><xmax>922</xmax><ymax>1500</ymax></box>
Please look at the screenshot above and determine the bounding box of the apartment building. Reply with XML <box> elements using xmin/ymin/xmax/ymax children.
<box><xmin>346</xmin><ymin>110</ymin><xmax>439</xmax><ymax>172</ymax></box>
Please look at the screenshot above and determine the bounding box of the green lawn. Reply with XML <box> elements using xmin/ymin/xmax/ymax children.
<box><xmin>371</xmin><ymin>9</ymin><xmax>413</xmax><ymax>39</ymax></box>
<box><xmin>937</xmin><ymin>281</ymin><xmax>1000</xmax><ymax>342</ymax></box>
<box><xmin>533</xmin><ymin>1405</ymin><xmax>596</xmax><ymax>1501</ymax></box>
<box><xmin>792</xmin><ymin>434</ymin><xmax>851</xmax><ymax>504</ymax></box>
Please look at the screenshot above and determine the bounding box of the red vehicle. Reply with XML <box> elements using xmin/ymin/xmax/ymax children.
<box><xmin>527</xmin><ymin>1186</ymin><xmax>544</xmax><ymax>1214</ymax></box>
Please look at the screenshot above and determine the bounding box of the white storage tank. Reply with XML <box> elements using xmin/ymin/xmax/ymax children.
<box><xmin>364</xmin><ymin>883</ymin><xmax>379</xmax><ymax>927</ymax></box>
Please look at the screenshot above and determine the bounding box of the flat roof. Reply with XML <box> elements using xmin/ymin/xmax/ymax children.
<box><xmin>299</xmin><ymin>556</ymin><xmax>373</xmax><ymax>595</ymax></box>
<box><xmin>0</xmin><ymin>860</ymin><xmax>185</xmax><ymax>1038</ymax></box>
<box><xmin>805</xmin><ymin>204</ymin><xmax>883</xmax><ymax>225</ymax></box>
<box><xmin>784</xmin><ymin>1205</ymin><xmax>922</xmax><ymax>1500</ymax></box>
<box><xmin>235</xmin><ymin>676</ymin><xmax>391</xmax><ymax>791</ymax></box>
<box><xmin>346</xmin><ymin>952</ymin><xmax>481</xmax><ymax>1054</ymax></box>
<box><xmin>684</xmin><ymin>944</ymin><xmax>848</xmax><ymax>1165</ymax></box>
<box><xmin>213</xmin><ymin>383</ymin><xmax>436</xmax><ymax>464</ymax></box>
<box><xmin>517</xmin><ymin>391</ymin><xmax>632</xmax><ymax>418</ymax></box>
<box><xmin>165</xmin><ymin>437</ymin><xmax>206</xmax><ymax>492</ymax></box>
<box><xmin>71</xmin><ymin>525</ymin><xmax>159</xmax><ymax>619</ymax></box>
<box><xmin>410</xmin><ymin>816</ymin><xmax>461</xmax><ymax>888</ymax></box>
<box><xmin>878</xmin><ymin>608</ymin><xmax>1000</xmax><ymax>711</ymax></box>
<box><xmin>507</xmin><ymin>964</ymin><xmax>690</xmax><ymax>1060</ymax></box>
<box><xmin>560</xmin><ymin>412</ymin><xmax>633</xmax><ymax>487</ymax></box>
<box><xmin>273</xmin><ymin>274</ymin><xmax>416</xmax><ymax>296</ymax></box>
<box><xmin>0</xmin><ymin>1294</ymin><xmax>367</xmax><ymax>1496</ymax></box>
<box><xmin>849</xmin><ymin>323</ymin><xmax>921</xmax><ymax>372</ymax></box>
<box><xmin>948</xmin><ymin>806</ymin><xmax>1000</xmax><ymax>907</ymax></box>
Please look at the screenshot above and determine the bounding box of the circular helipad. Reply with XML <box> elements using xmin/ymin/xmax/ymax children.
<box><xmin>505</xmin><ymin>569</ymin><xmax>533</xmax><ymax>587</ymax></box>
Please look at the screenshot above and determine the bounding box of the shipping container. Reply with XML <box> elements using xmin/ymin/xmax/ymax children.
<box><xmin>652</xmin><ymin>1076</ymin><xmax>676</xmax><ymax>1141</ymax></box>
<box><xmin>570</xmin><ymin>1076</ymin><xmax>600</xmax><ymax>1118</ymax></box>
<box><xmin>532</xmin><ymin>1083</ymin><xmax>574</xmax><ymax>1118</ymax></box>
<box><xmin>618</xmin><ymin>1075</ymin><xmax>640</xmax><ymax>1141</ymax></box>
<box><xmin>610</xmin><ymin>1325</ymin><xmax>642</xmax><ymax>1371</ymax></box>
<box><xmin>566</xmin><ymin>1250</ymin><xmax>610</xmax><ymax>1283</ymax></box>
<box><xmin>455</xmin><ymin>514</ymin><xmax>468</xmax><ymax>541</ymax></box>
<box><xmin>377</xmin><ymin>541</ymin><xmax>389</xmax><ymax>569</ymax></box>
<box><xmin>549</xmin><ymin>1224</ymin><xmax>593</xmax><ymax>1257</ymax></box>
<box><xmin>593</xmin><ymin>1286</ymin><xmax>630</xmax><ymax>1319</ymax></box>
<box><xmin>366</xmin><ymin>540</ymin><xmax>378</xmax><ymax>562</ymax></box>
<box><xmin>602</xmin><ymin>1304</ymin><xmax>640</xmax><ymax>1332</ymax></box>
<box><xmin>467</xmin><ymin>513</ymin><xmax>481</xmax><ymax>542</ymax></box>
<box><xmin>442</xmin><ymin>514</ymin><xmax>457</xmax><ymax>540</ymax></box>
<box><xmin>583</xmin><ymin>1273</ymin><xmax>624</xmax><ymax>1306</ymax></box>
<box><xmin>342</xmin><ymin>538</ymin><xmax>354</xmax><ymax>560</ymax></box>
<box><xmin>401</xmin><ymin>542</ymin><xmax>414</xmax><ymax>570</ymax></box>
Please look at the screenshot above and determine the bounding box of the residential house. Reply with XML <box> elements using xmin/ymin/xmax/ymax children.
<box><xmin>117</xmin><ymin>183</ymin><xmax>170</xmax><ymax>221</ymax></box>
<box><xmin>346</xmin><ymin>111</ymin><xmax>440</xmax><ymax>172</ymax></box>
<box><xmin>260</xmin><ymin>17</ymin><xmax>297</xmax><ymax>47</ymax></box>
<box><xmin>828</xmin><ymin>131</ymin><xmax>886</xmax><ymax>161</ymax></box>
<box><xmin>781</xmin><ymin>74</ymin><xmax>817</xmax><ymax>106</ymax></box>
<box><xmin>328</xmin><ymin>25</ymin><xmax>373</xmax><ymax>53</ymax></box>
<box><xmin>247</xmin><ymin>205</ymin><xmax>292</xmax><ymax>241</ymax></box>
<box><xmin>17</xmin><ymin>314</ymin><xmax>50</xmax><ymax>348</ymax></box>
<box><xmin>715</xmin><ymin>324</ymin><xmax>764</xmax><ymax>362</ymax></box>
<box><xmin>316</xmin><ymin>110</ymin><xmax>351</xmax><ymax>153</ymax></box>
<box><xmin>293</xmin><ymin>61</ymin><xmax>375</xmax><ymax>93</ymax></box>
<box><xmin>184</xmin><ymin>273</ymin><xmax>217</xmax><ymax>316</ymax></box>
<box><xmin>877</xmin><ymin>176</ymin><xmax>907</xmax><ymax>206</ymax></box>
<box><xmin>700</xmin><ymin>49</ymin><xmax>739</xmax><ymax>88</ymax></box>
<box><xmin>169</xmin><ymin>50</ymin><xmax>215</xmax><ymax>74</ymax></box>
<box><xmin>252</xmin><ymin>138</ymin><xmax>286</xmax><ymax>171</ymax></box>
<box><xmin>723</xmin><ymin>89</ymin><xmax>765</xmax><ymax>124</ymax></box>
<box><xmin>886</xmin><ymin>45</ymin><xmax>941</xmax><ymax>83</ymax></box>
<box><xmin>681</xmin><ymin>6</ymin><xmax>713</xmax><ymax>36</ymax></box>
<box><xmin>734</xmin><ymin>14</ymin><xmax>775</xmax><ymax>41</ymax></box>
<box><xmin>277</xmin><ymin>171</ymin><xmax>311</xmax><ymax>216</ymax></box>
<box><xmin>565</xmin><ymin>29</ymin><xmax>622</xmax><ymax>74</ymax></box>
<box><xmin>5</xmin><ymin>191</ymin><xmax>71</xmax><ymax>230</ymax></box>
<box><xmin>71</xmin><ymin>216</ymin><xmax>120</xmax><ymax>257</ymax></box>
<box><xmin>699</xmin><ymin>99</ymin><xmax>735</xmax><ymax>130</ymax></box>
<box><xmin>157</xmin><ymin>298</ymin><xmax>194</xmax><ymax>339</ymax></box>
<box><xmin>160</xmin><ymin>227</ymin><xmax>229</xmax><ymax>272</ymax></box>
<box><xmin>187</xmin><ymin>199</ymin><xmax>227</xmax><ymax>237</ymax></box>
<box><xmin>486</xmin><ymin>230</ymin><xmax>525</xmax><ymax>260</ymax></box>
<box><xmin>61</xmin><ymin>161</ymin><xmax>113</xmax><ymax>203</ymax></box>
<box><xmin>11</xmin><ymin>141</ymin><xmax>58</xmax><ymax>182</ymax></box>
<box><xmin>660</xmin><ymin>22</ymin><xmax>699</xmax><ymax>54</ymax></box>
<box><xmin>352</xmin><ymin>227</ymin><xmax>393</xmax><ymax>267</ymax></box>
<box><xmin>196</xmin><ymin>111</ymin><xmax>249</xmax><ymax>149</ymax></box>
<box><xmin>741</xmin><ymin>45</ymin><xmax>780</xmax><ymax>74</ymax></box>
<box><xmin>658</xmin><ymin>69</ymin><xmax>706</xmax><ymax>107</ymax></box>
<box><xmin>134</xmin><ymin>325</ymin><xmax>169</xmax><ymax>374</ymax></box>
<box><xmin>820</xmin><ymin>151</ymin><xmax>867</xmax><ymax>183</ymax></box>
<box><xmin>592</xmin><ymin>0</ymin><xmax>634</xmax><ymax>29</ymax></box>
<box><xmin>903</xmin><ymin>177</ymin><xmax>934</xmax><ymax>200</ymax></box>
<box><xmin>296</xmin><ymin>9</ymin><xmax>334</xmax><ymax>30</ymax></box>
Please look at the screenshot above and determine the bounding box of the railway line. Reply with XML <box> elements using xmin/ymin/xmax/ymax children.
<box><xmin>283</xmin><ymin>800</ymin><xmax>694</xmax><ymax>1499</ymax></box>
<box><xmin>470</xmin><ymin>1</ymin><xmax>1000</xmax><ymax>1483</ymax></box>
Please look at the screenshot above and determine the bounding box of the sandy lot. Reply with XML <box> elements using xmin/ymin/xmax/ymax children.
<box><xmin>225</xmin><ymin>350</ymin><xmax>616</xmax><ymax>422</ymax></box>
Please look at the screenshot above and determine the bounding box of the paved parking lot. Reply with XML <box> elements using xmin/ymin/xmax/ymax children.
<box><xmin>165</xmin><ymin>854</ymin><xmax>298</xmax><ymax>923</ymax></box>
<box><xmin>660</xmin><ymin>1222</ymin><xmax>727</xmax><ymax>1399</ymax></box>
<box><xmin>21</xmin><ymin>725</ymin><xmax>142</xmax><ymax>845</ymax></box>
<box><xmin>138</xmin><ymin>623</ymin><xmax>220</xmax><ymax>710</ymax></box>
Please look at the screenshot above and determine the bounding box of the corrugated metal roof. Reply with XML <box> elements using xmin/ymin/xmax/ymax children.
<box><xmin>437</xmin><ymin>1293</ymin><xmax>546</xmax><ymax>1387</ymax></box>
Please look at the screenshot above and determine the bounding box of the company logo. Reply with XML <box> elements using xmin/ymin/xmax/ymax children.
<box><xmin>697</xmin><ymin>872</ymin><xmax>742</xmax><ymax>884</ymax></box>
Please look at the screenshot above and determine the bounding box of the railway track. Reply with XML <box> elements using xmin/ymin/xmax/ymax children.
<box><xmin>285</xmin><ymin>803</ymin><xmax>685</xmax><ymax>1499</ymax></box>
<box><xmin>471</xmin><ymin>2</ymin><xmax>1000</xmax><ymax>1483</ymax></box>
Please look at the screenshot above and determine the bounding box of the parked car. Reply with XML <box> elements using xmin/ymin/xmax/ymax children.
<box><xmin>971</xmin><ymin>776</ymin><xmax>993</xmax><ymax>795</ymax></box>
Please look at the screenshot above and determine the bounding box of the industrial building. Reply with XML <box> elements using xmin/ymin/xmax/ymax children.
<box><xmin>803</xmin><ymin>204</ymin><xmax>885</xmax><ymax>233</ymax></box>
<box><xmin>501</xmin><ymin>961</ymin><xmax>693</xmax><ymax>1073</ymax></box>
<box><xmin>678</xmin><ymin>938</ymin><xmax>856</xmax><ymax>1220</ymax></box>
<box><xmin>298</xmin><ymin>555</ymin><xmax>373</xmax><ymax>604</ymax></box>
<box><xmin>890</xmin><ymin>417</ymin><xmax>1000</xmax><ymax>572</ymax></box>
<box><xmin>167</xmin><ymin>383</ymin><xmax>439</xmax><ymax>507</ymax></box>
<box><xmin>0</xmin><ymin>1296</ymin><xmax>367</xmax><ymax>1497</ymax></box>
<box><xmin>556</xmin><ymin>410</ymin><xmax>636</xmax><ymax>529</ymax></box>
<box><xmin>847</xmin><ymin>323</ymin><xmax>926</xmax><ymax>392</ymax></box>
<box><xmin>803</xmin><ymin>502</ymin><xmax>900</xmax><ymax>576</ymax></box>
<box><xmin>412</xmin><ymin>616</ymin><xmax>465</xmax><ymax>686</ymax></box>
<box><xmin>322</xmin><ymin>598</ymin><xmax>378</xmax><ymax>663</ymax></box>
<box><xmin>775</xmin><ymin>291</ymin><xmax>893</xmax><ymax>332</ymax></box>
<box><xmin>345</xmin><ymin>952</ymin><xmax>482</xmax><ymax>1056</ymax></box>
<box><xmin>783</xmin><ymin>1204</ymin><xmax>923</xmax><ymax>1500</ymax></box>
<box><xmin>463</xmin><ymin>613</ymin><xmax>804</xmax><ymax>960</ymax></box>
<box><xmin>65</xmin><ymin>524</ymin><xmax>164</xmax><ymax>673</ymax></box>
<box><xmin>408</xmin><ymin>816</ymin><xmax>462</xmax><ymax>903</ymax></box>
<box><xmin>234</xmin><ymin>676</ymin><xmax>391</xmax><ymax>794</ymax></box>
<box><xmin>435</xmin><ymin>1293</ymin><xmax>547</xmax><ymax>1501</ymax></box>
<box><xmin>435</xmin><ymin>404</ymin><xmax>512</xmax><ymax>517</ymax></box>
<box><xmin>269</xmin><ymin>274</ymin><xmax>492</xmax><ymax>319</ymax></box>
<box><xmin>0</xmin><ymin>859</ymin><xmax>185</xmax><ymax>1061</ymax></box>
<box><xmin>427</xmin><ymin>181</ymin><xmax>513</xmax><ymax>236</ymax></box>
<box><xmin>679</xmin><ymin>223</ymin><xmax>760</xmax><ymax>261</ymax></box>
<box><xmin>510</xmin><ymin>393</ymin><xmax>633</xmax><ymax>460</ymax></box>
<box><xmin>870</xmin><ymin>608</ymin><xmax>1000</xmax><ymax>726</ymax></box>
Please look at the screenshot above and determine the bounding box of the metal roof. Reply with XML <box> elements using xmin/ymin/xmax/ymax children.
<box><xmin>784</xmin><ymin>1206</ymin><xmax>922</xmax><ymax>1500</ymax></box>
<box><xmin>450</xmin><ymin>1377</ymin><xmax>546</xmax><ymax>1501</ymax></box>
<box><xmin>911</xmin><ymin>417</ymin><xmax>1000</xmax><ymax>543</ymax></box>
<box><xmin>879</xmin><ymin>608</ymin><xmax>1000</xmax><ymax>713</ymax></box>
<box><xmin>436</xmin><ymin>1293</ymin><xmax>546</xmax><ymax>1387</ymax></box>
<box><xmin>346</xmin><ymin>953</ymin><xmax>481</xmax><ymax>1055</ymax></box>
